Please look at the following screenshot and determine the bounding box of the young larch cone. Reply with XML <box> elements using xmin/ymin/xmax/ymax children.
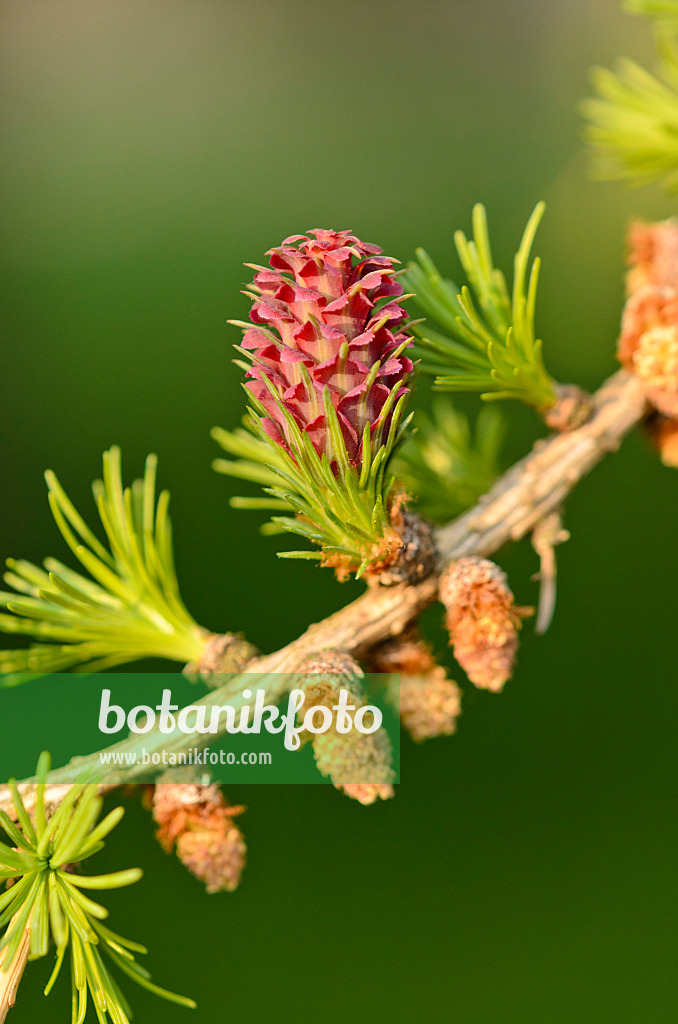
<box><xmin>368</xmin><ymin>627</ymin><xmax>462</xmax><ymax>742</ymax></box>
<box><xmin>242</xmin><ymin>229</ymin><xmax>413</xmax><ymax>470</ymax></box>
<box><xmin>218</xmin><ymin>228</ymin><xmax>418</xmax><ymax>578</ymax></box>
<box><xmin>297</xmin><ymin>650</ymin><xmax>395</xmax><ymax>805</ymax></box>
<box><xmin>150</xmin><ymin>783</ymin><xmax>246</xmax><ymax>893</ymax></box>
<box><xmin>438</xmin><ymin>556</ymin><xmax>531</xmax><ymax>692</ymax></box>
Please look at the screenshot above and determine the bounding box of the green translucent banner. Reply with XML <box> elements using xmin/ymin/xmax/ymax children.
<box><xmin>0</xmin><ymin>672</ymin><xmax>400</xmax><ymax>786</ymax></box>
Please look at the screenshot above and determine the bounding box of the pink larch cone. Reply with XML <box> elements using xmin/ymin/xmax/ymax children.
<box><xmin>241</xmin><ymin>229</ymin><xmax>413</xmax><ymax>470</ymax></box>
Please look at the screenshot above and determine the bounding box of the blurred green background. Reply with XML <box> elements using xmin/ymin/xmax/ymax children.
<box><xmin>1</xmin><ymin>0</ymin><xmax>677</xmax><ymax>1021</ymax></box>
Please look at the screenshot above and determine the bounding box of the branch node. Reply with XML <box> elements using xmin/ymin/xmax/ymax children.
<box><xmin>184</xmin><ymin>632</ymin><xmax>259</xmax><ymax>683</ymax></box>
<box><xmin>543</xmin><ymin>384</ymin><xmax>593</xmax><ymax>432</ymax></box>
<box><xmin>531</xmin><ymin>512</ymin><xmax>570</xmax><ymax>635</ymax></box>
<box><xmin>368</xmin><ymin>505</ymin><xmax>436</xmax><ymax>587</ymax></box>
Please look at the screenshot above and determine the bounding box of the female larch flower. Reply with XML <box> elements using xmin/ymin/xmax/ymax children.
<box><xmin>214</xmin><ymin>229</ymin><xmax>418</xmax><ymax>578</ymax></box>
<box><xmin>243</xmin><ymin>229</ymin><xmax>412</xmax><ymax>470</ymax></box>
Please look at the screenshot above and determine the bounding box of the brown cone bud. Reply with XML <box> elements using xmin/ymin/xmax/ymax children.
<box><xmin>542</xmin><ymin>384</ymin><xmax>592</xmax><ymax>432</ymax></box>
<box><xmin>297</xmin><ymin>650</ymin><xmax>395</xmax><ymax>805</ymax></box>
<box><xmin>184</xmin><ymin>632</ymin><xmax>259</xmax><ymax>685</ymax></box>
<box><xmin>369</xmin><ymin>502</ymin><xmax>437</xmax><ymax>587</ymax></box>
<box><xmin>151</xmin><ymin>782</ymin><xmax>246</xmax><ymax>893</ymax></box>
<box><xmin>439</xmin><ymin>557</ymin><xmax>531</xmax><ymax>692</ymax></box>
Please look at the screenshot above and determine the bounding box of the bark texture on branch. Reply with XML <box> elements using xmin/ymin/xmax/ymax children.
<box><xmin>0</xmin><ymin>920</ymin><xmax>30</xmax><ymax>1024</ymax></box>
<box><xmin>0</xmin><ymin>369</ymin><xmax>647</xmax><ymax>816</ymax></box>
<box><xmin>437</xmin><ymin>369</ymin><xmax>646</xmax><ymax>561</ymax></box>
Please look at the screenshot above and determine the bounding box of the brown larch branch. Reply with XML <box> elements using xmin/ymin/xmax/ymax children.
<box><xmin>0</xmin><ymin>917</ymin><xmax>30</xmax><ymax>1024</ymax></box>
<box><xmin>0</xmin><ymin>368</ymin><xmax>647</xmax><ymax>816</ymax></box>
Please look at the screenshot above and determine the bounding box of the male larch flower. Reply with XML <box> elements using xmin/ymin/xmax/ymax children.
<box><xmin>646</xmin><ymin>413</ymin><xmax>678</xmax><ymax>468</ymax></box>
<box><xmin>439</xmin><ymin>557</ymin><xmax>532</xmax><ymax>693</ymax></box>
<box><xmin>620</xmin><ymin>219</ymin><xmax>678</xmax><ymax>419</ymax></box>
<box><xmin>369</xmin><ymin>627</ymin><xmax>462</xmax><ymax>743</ymax></box>
<box><xmin>149</xmin><ymin>782</ymin><xmax>247</xmax><ymax>893</ymax></box>
<box><xmin>297</xmin><ymin>650</ymin><xmax>395</xmax><ymax>805</ymax></box>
